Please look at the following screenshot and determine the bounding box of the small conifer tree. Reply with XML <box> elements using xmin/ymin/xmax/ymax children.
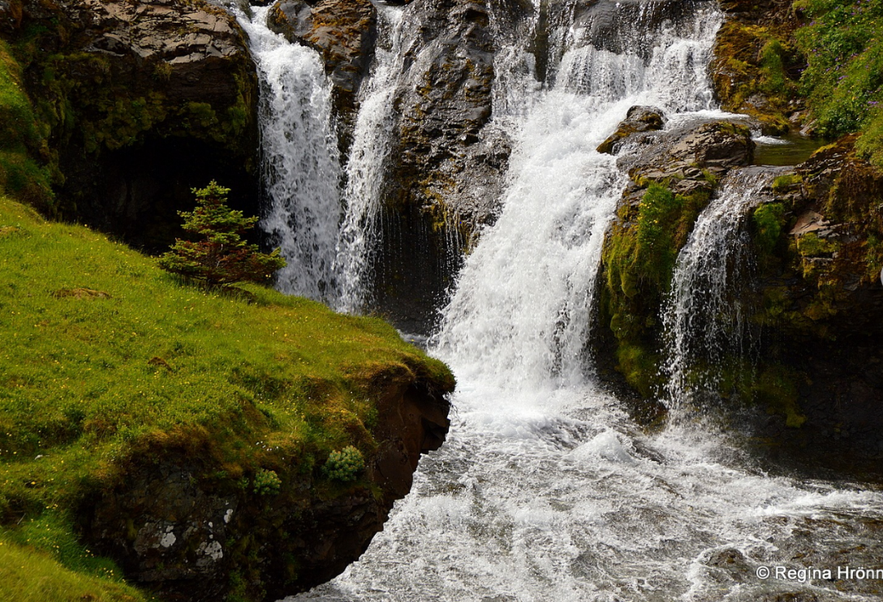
<box><xmin>158</xmin><ymin>181</ymin><xmax>286</xmax><ymax>286</ymax></box>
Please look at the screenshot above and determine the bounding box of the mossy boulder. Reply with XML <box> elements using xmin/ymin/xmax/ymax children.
<box><xmin>595</xmin><ymin>119</ymin><xmax>754</xmax><ymax>404</ymax></box>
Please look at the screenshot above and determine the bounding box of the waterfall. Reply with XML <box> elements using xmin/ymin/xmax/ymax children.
<box><xmin>334</xmin><ymin>5</ymin><xmax>407</xmax><ymax>314</ymax></box>
<box><xmin>237</xmin><ymin>7</ymin><xmax>343</xmax><ymax>302</ymax></box>
<box><xmin>233</xmin><ymin>1</ymin><xmax>883</xmax><ymax>600</ymax></box>
<box><xmin>663</xmin><ymin>168</ymin><xmax>782</xmax><ymax>408</ymax></box>
<box><xmin>433</xmin><ymin>1</ymin><xmax>720</xmax><ymax>388</ymax></box>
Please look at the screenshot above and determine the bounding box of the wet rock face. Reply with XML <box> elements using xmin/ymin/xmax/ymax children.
<box><xmin>16</xmin><ymin>0</ymin><xmax>259</xmax><ymax>250</ymax></box>
<box><xmin>269</xmin><ymin>0</ymin><xmax>376</xmax><ymax>147</ymax></box>
<box><xmin>617</xmin><ymin>118</ymin><xmax>755</xmax><ymax>196</ymax></box>
<box><xmin>80</xmin><ymin>373</ymin><xmax>452</xmax><ymax>601</ymax></box>
<box><xmin>389</xmin><ymin>0</ymin><xmax>504</xmax><ymax>229</ymax></box>
<box><xmin>568</xmin><ymin>0</ymin><xmax>707</xmax><ymax>58</ymax></box>
<box><xmin>597</xmin><ymin>105</ymin><xmax>665</xmax><ymax>155</ymax></box>
<box><xmin>746</xmin><ymin>138</ymin><xmax>883</xmax><ymax>459</ymax></box>
<box><xmin>269</xmin><ymin>0</ymin><xmax>376</xmax><ymax>96</ymax></box>
<box><xmin>359</xmin><ymin>0</ymin><xmax>515</xmax><ymax>333</ymax></box>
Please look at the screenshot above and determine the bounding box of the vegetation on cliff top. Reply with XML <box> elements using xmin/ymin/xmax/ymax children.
<box><xmin>0</xmin><ymin>194</ymin><xmax>453</xmax><ymax>599</ymax></box>
<box><xmin>794</xmin><ymin>0</ymin><xmax>883</xmax><ymax>166</ymax></box>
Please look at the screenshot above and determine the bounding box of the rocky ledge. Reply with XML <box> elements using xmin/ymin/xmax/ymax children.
<box><xmin>80</xmin><ymin>363</ymin><xmax>453</xmax><ymax>601</ymax></box>
<box><xmin>595</xmin><ymin>110</ymin><xmax>755</xmax><ymax>406</ymax></box>
<box><xmin>595</xmin><ymin>106</ymin><xmax>883</xmax><ymax>468</ymax></box>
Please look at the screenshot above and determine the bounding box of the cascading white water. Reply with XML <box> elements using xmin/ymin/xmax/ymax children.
<box><xmin>434</xmin><ymin>1</ymin><xmax>720</xmax><ymax>388</ymax></box>
<box><xmin>663</xmin><ymin>168</ymin><xmax>781</xmax><ymax>408</ymax></box>
<box><xmin>275</xmin><ymin>2</ymin><xmax>883</xmax><ymax>601</ymax></box>
<box><xmin>237</xmin><ymin>7</ymin><xmax>343</xmax><ymax>302</ymax></box>
<box><xmin>334</xmin><ymin>5</ymin><xmax>407</xmax><ymax>314</ymax></box>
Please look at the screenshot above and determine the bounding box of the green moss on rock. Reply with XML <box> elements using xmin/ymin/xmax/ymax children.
<box><xmin>711</xmin><ymin>17</ymin><xmax>802</xmax><ymax>134</ymax></box>
<box><xmin>0</xmin><ymin>38</ymin><xmax>53</xmax><ymax>210</ymax></box>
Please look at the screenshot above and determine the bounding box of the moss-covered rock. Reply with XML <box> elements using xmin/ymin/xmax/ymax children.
<box><xmin>2</xmin><ymin>0</ymin><xmax>260</xmax><ymax>250</ymax></box>
<box><xmin>710</xmin><ymin>0</ymin><xmax>804</xmax><ymax>134</ymax></box>
<box><xmin>595</xmin><ymin>118</ymin><xmax>754</xmax><ymax>399</ymax></box>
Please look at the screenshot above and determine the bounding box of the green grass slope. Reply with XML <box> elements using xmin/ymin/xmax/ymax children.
<box><xmin>0</xmin><ymin>194</ymin><xmax>453</xmax><ymax>599</ymax></box>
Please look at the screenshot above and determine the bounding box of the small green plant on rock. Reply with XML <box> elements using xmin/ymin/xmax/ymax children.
<box><xmin>158</xmin><ymin>181</ymin><xmax>285</xmax><ymax>287</ymax></box>
<box><xmin>252</xmin><ymin>469</ymin><xmax>281</xmax><ymax>496</ymax></box>
<box><xmin>322</xmin><ymin>446</ymin><xmax>365</xmax><ymax>483</ymax></box>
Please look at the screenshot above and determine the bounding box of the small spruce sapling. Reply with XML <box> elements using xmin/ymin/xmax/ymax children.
<box><xmin>158</xmin><ymin>181</ymin><xmax>286</xmax><ymax>286</ymax></box>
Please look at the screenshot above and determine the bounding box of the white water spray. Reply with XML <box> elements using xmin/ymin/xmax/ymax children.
<box><xmin>238</xmin><ymin>7</ymin><xmax>343</xmax><ymax>302</ymax></box>
<box><xmin>663</xmin><ymin>168</ymin><xmax>782</xmax><ymax>407</ymax></box>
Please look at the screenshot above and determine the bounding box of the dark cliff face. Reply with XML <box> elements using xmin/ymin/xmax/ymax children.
<box><xmin>9</xmin><ymin>0</ymin><xmax>260</xmax><ymax>251</ymax></box>
<box><xmin>370</xmin><ymin>0</ymin><xmax>512</xmax><ymax>333</ymax></box>
<box><xmin>590</xmin><ymin>0</ymin><xmax>883</xmax><ymax>467</ymax></box>
<box><xmin>80</xmin><ymin>366</ymin><xmax>452</xmax><ymax>601</ymax></box>
<box><xmin>706</xmin><ymin>1</ymin><xmax>883</xmax><ymax>463</ymax></box>
<box><xmin>746</xmin><ymin>139</ymin><xmax>883</xmax><ymax>462</ymax></box>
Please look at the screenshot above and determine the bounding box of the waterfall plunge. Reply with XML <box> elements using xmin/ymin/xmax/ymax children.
<box><xmin>433</xmin><ymin>2</ymin><xmax>721</xmax><ymax>389</ymax></box>
<box><xmin>238</xmin><ymin>7</ymin><xmax>343</xmax><ymax>302</ymax></box>
<box><xmin>228</xmin><ymin>2</ymin><xmax>883</xmax><ymax>601</ymax></box>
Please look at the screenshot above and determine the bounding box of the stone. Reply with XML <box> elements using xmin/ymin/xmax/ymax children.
<box><xmin>597</xmin><ymin>105</ymin><xmax>666</xmax><ymax>155</ymax></box>
<box><xmin>17</xmin><ymin>0</ymin><xmax>260</xmax><ymax>251</ymax></box>
<box><xmin>618</xmin><ymin>119</ymin><xmax>755</xmax><ymax>184</ymax></box>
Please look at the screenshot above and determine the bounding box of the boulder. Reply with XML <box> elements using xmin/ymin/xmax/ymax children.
<box><xmin>597</xmin><ymin>105</ymin><xmax>665</xmax><ymax>155</ymax></box>
<box><xmin>618</xmin><ymin>119</ymin><xmax>755</xmax><ymax>192</ymax></box>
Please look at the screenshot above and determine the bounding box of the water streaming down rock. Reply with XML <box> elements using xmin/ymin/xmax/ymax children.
<box><xmin>663</xmin><ymin>167</ymin><xmax>782</xmax><ymax>409</ymax></box>
<box><xmin>281</xmin><ymin>2</ymin><xmax>883</xmax><ymax>601</ymax></box>
<box><xmin>334</xmin><ymin>5</ymin><xmax>407</xmax><ymax>314</ymax></box>
<box><xmin>237</xmin><ymin>6</ymin><xmax>343</xmax><ymax>302</ymax></box>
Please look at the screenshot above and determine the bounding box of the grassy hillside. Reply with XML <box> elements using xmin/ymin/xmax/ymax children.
<box><xmin>0</xmin><ymin>194</ymin><xmax>453</xmax><ymax>599</ymax></box>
